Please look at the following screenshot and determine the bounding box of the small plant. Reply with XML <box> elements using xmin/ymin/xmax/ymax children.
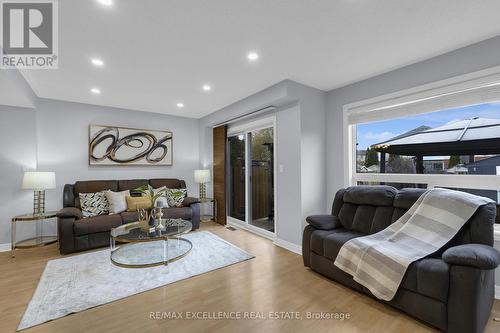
<box><xmin>134</xmin><ymin>184</ymin><xmax>167</xmax><ymax>207</ymax></box>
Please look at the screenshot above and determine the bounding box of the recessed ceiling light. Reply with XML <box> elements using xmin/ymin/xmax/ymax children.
<box><xmin>202</xmin><ymin>84</ymin><xmax>211</xmax><ymax>92</ymax></box>
<box><xmin>176</xmin><ymin>102</ymin><xmax>184</xmax><ymax>108</ymax></box>
<box><xmin>247</xmin><ymin>52</ymin><xmax>259</xmax><ymax>61</ymax></box>
<box><xmin>91</xmin><ymin>58</ymin><xmax>104</xmax><ymax>67</ymax></box>
<box><xmin>91</xmin><ymin>88</ymin><xmax>101</xmax><ymax>94</ymax></box>
<box><xmin>97</xmin><ymin>0</ymin><xmax>113</xmax><ymax>6</ymax></box>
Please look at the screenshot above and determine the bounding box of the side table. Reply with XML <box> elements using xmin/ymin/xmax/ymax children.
<box><xmin>11</xmin><ymin>211</ymin><xmax>58</xmax><ymax>257</ymax></box>
<box><xmin>199</xmin><ymin>198</ymin><xmax>217</xmax><ymax>223</ymax></box>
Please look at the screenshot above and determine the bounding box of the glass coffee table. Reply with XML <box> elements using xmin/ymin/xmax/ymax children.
<box><xmin>110</xmin><ymin>219</ymin><xmax>192</xmax><ymax>268</ymax></box>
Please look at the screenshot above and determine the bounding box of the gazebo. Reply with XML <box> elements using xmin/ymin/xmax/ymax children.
<box><xmin>370</xmin><ymin>118</ymin><xmax>500</xmax><ymax>173</ymax></box>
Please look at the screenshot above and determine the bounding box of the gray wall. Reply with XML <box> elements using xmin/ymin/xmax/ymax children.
<box><xmin>199</xmin><ymin>80</ymin><xmax>327</xmax><ymax>248</ymax></box>
<box><xmin>326</xmin><ymin>35</ymin><xmax>500</xmax><ymax>205</ymax></box>
<box><xmin>326</xmin><ymin>35</ymin><xmax>500</xmax><ymax>295</ymax></box>
<box><xmin>0</xmin><ymin>99</ymin><xmax>200</xmax><ymax>246</ymax></box>
<box><xmin>0</xmin><ymin>106</ymin><xmax>38</xmax><ymax>246</ymax></box>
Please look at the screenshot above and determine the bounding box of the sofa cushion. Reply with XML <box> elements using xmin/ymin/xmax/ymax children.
<box><xmin>338</xmin><ymin>203</ymin><xmax>358</xmax><ymax>229</ymax></box>
<box><xmin>310</xmin><ymin>229</ymin><xmax>337</xmax><ymax>256</ymax></box>
<box><xmin>149</xmin><ymin>178</ymin><xmax>186</xmax><ymax>189</ymax></box>
<box><xmin>161</xmin><ymin>207</ymin><xmax>193</xmax><ymax>220</ymax></box>
<box><xmin>338</xmin><ymin>204</ymin><xmax>395</xmax><ymax>234</ymax></box>
<box><xmin>120</xmin><ymin>211</ymin><xmax>138</xmax><ymax>224</ymax></box>
<box><xmin>400</xmin><ymin>258</ymin><xmax>450</xmax><ymax>302</ymax></box>
<box><xmin>73</xmin><ymin>214</ymin><xmax>122</xmax><ymax>236</ymax></box>
<box><xmin>323</xmin><ymin>229</ymin><xmax>365</xmax><ymax>260</ymax></box>
<box><xmin>117</xmin><ymin>179</ymin><xmax>148</xmax><ymax>192</ymax></box>
<box><xmin>343</xmin><ymin>185</ymin><xmax>397</xmax><ymax>206</ymax></box>
<box><xmin>393</xmin><ymin>188</ymin><xmax>426</xmax><ymax>209</ymax></box>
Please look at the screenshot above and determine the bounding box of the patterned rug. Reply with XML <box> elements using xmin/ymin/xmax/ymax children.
<box><xmin>18</xmin><ymin>231</ymin><xmax>254</xmax><ymax>330</ymax></box>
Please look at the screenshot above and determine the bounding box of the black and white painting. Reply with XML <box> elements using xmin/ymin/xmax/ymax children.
<box><xmin>89</xmin><ymin>125</ymin><xmax>173</xmax><ymax>166</ymax></box>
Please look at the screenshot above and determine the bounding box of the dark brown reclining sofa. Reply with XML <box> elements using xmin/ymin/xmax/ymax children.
<box><xmin>303</xmin><ymin>185</ymin><xmax>500</xmax><ymax>333</ymax></box>
<box><xmin>57</xmin><ymin>178</ymin><xmax>200</xmax><ymax>254</ymax></box>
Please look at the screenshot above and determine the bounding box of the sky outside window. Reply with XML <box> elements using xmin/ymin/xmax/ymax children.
<box><xmin>357</xmin><ymin>103</ymin><xmax>500</xmax><ymax>150</ymax></box>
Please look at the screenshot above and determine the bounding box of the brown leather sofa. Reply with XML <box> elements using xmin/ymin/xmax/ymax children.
<box><xmin>57</xmin><ymin>178</ymin><xmax>200</xmax><ymax>254</ymax></box>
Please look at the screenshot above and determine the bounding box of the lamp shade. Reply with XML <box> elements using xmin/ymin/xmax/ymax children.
<box><xmin>22</xmin><ymin>172</ymin><xmax>56</xmax><ymax>190</ymax></box>
<box><xmin>194</xmin><ymin>169</ymin><xmax>210</xmax><ymax>183</ymax></box>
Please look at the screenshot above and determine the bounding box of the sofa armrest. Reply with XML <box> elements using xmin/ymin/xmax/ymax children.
<box><xmin>442</xmin><ymin>244</ymin><xmax>500</xmax><ymax>270</ymax></box>
<box><xmin>182</xmin><ymin>197</ymin><xmax>200</xmax><ymax>207</ymax></box>
<box><xmin>57</xmin><ymin>216</ymin><xmax>77</xmax><ymax>254</ymax></box>
<box><xmin>306</xmin><ymin>215</ymin><xmax>341</xmax><ymax>230</ymax></box>
<box><xmin>57</xmin><ymin>207</ymin><xmax>83</xmax><ymax>220</ymax></box>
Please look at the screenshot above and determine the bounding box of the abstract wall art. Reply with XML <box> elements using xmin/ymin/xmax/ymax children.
<box><xmin>89</xmin><ymin>125</ymin><xmax>173</xmax><ymax>166</ymax></box>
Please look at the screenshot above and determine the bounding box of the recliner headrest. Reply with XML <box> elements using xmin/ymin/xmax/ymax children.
<box><xmin>343</xmin><ymin>185</ymin><xmax>397</xmax><ymax>206</ymax></box>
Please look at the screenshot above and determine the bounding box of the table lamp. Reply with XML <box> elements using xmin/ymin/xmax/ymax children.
<box><xmin>22</xmin><ymin>171</ymin><xmax>56</xmax><ymax>215</ymax></box>
<box><xmin>194</xmin><ymin>169</ymin><xmax>210</xmax><ymax>199</ymax></box>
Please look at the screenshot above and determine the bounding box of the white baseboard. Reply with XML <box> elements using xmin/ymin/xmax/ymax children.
<box><xmin>0</xmin><ymin>243</ymin><xmax>11</xmax><ymax>252</ymax></box>
<box><xmin>227</xmin><ymin>218</ymin><xmax>275</xmax><ymax>241</ymax></box>
<box><xmin>495</xmin><ymin>285</ymin><xmax>500</xmax><ymax>300</ymax></box>
<box><xmin>273</xmin><ymin>238</ymin><xmax>302</xmax><ymax>255</ymax></box>
<box><xmin>226</xmin><ymin>218</ymin><xmax>302</xmax><ymax>255</ymax></box>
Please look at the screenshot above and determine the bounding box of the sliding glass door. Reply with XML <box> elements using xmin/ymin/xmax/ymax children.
<box><xmin>227</xmin><ymin>122</ymin><xmax>275</xmax><ymax>235</ymax></box>
<box><xmin>228</xmin><ymin>135</ymin><xmax>246</xmax><ymax>221</ymax></box>
<box><xmin>250</xmin><ymin>127</ymin><xmax>274</xmax><ymax>232</ymax></box>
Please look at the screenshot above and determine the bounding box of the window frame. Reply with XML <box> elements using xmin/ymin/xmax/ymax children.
<box><xmin>342</xmin><ymin>65</ymin><xmax>500</xmax><ymax>193</ymax></box>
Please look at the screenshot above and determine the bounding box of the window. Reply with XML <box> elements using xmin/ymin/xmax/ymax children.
<box><xmin>344</xmin><ymin>67</ymin><xmax>500</xmax><ymax>227</ymax></box>
<box><xmin>356</xmin><ymin>104</ymin><xmax>500</xmax><ymax>176</ymax></box>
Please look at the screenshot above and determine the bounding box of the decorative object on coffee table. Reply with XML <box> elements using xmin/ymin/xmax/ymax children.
<box><xmin>194</xmin><ymin>169</ymin><xmax>210</xmax><ymax>199</ymax></box>
<box><xmin>11</xmin><ymin>211</ymin><xmax>58</xmax><ymax>257</ymax></box>
<box><xmin>134</xmin><ymin>184</ymin><xmax>168</xmax><ymax>225</ymax></box>
<box><xmin>88</xmin><ymin>125</ymin><xmax>173</xmax><ymax>166</ymax></box>
<box><xmin>22</xmin><ymin>171</ymin><xmax>56</xmax><ymax>215</ymax></box>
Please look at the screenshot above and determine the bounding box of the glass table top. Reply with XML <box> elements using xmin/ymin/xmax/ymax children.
<box><xmin>110</xmin><ymin>219</ymin><xmax>192</xmax><ymax>243</ymax></box>
<box><xmin>111</xmin><ymin>239</ymin><xmax>192</xmax><ymax>267</ymax></box>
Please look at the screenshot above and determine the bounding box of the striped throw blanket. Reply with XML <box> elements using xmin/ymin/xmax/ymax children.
<box><xmin>334</xmin><ymin>188</ymin><xmax>491</xmax><ymax>301</ymax></box>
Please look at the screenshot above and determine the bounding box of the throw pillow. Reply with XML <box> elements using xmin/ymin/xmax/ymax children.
<box><xmin>105</xmin><ymin>190</ymin><xmax>130</xmax><ymax>214</ymax></box>
<box><xmin>148</xmin><ymin>186</ymin><xmax>169</xmax><ymax>208</ymax></box>
<box><xmin>79</xmin><ymin>191</ymin><xmax>109</xmax><ymax>218</ymax></box>
<box><xmin>166</xmin><ymin>188</ymin><xmax>187</xmax><ymax>207</ymax></box>
<box><xmin>126</xmin><ymin>196</ymin><xmax>152</xmax><ymax>212</ymax></box>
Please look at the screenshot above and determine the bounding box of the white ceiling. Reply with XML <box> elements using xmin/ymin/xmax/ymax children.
<box><xmin>20</xmin><ymin>0</ymin><xmax>500</xmax><ymax>118</ymax></box>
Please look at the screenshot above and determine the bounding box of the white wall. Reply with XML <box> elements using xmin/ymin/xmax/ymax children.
<box><xmin>0</xmin><ymin>99</ymin><xmax>200</xmax><ymax>246</ymax></box>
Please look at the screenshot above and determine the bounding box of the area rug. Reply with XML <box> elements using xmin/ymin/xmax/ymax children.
<box><xmin>18</xmin><ymin>231</ymin><xmax>254</xmax><ymax>331</ymax></box>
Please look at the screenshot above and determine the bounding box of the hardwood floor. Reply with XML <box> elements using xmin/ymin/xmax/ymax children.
<box><xmin>1</xmin><ymin>222</ymin><xmax>499</xmax><ymax>333</ymax></box>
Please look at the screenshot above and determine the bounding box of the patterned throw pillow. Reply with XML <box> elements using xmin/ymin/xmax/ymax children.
<box><xmin>79</xmin><ymin>192</ymin><xmax>109</xmax><ymax>218</ymax></box>
<box><xmin>147</xmin><ymin>186</ymin><xmax>169</xmax><ymax>208</ymax></box>
<box><xmin>166</xmin><ymin>188</ymin><xmax>187</xmax><ymax>208</ymax></box>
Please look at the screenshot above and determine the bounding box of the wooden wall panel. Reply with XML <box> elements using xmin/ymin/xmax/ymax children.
<box><xmin>213</xmin><ymin>125</ymin><xmax>227</xmax><ymax>225</ymax></box>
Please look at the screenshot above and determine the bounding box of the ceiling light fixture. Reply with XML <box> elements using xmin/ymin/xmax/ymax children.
<box><xmin>91</xmin><ymin>88</ymin><xmax>101</xmax><ymax>94</ymax></box>
<box><xmin>202</xmin><ymin>84</ymin><xmax>211</xmax><ymax>92</ymax></box>
<box><xmin>247</xmin><ymin>52</ymin><xmax>259</xmax><ymax>61</ymax></box>
<box><xmin>97</xmin><ymin>0</ymin><xmax>113</xmax><ymax>6</ymax></box>
<box><xmin>176</xmin><ymin>102</ymin><xmax>184</xmax><ymax>108</ymax></box>
<box><xmin>91</xmin><ymin>58</ymin><xmax>104</xmax><ymax>66</ymax></box>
